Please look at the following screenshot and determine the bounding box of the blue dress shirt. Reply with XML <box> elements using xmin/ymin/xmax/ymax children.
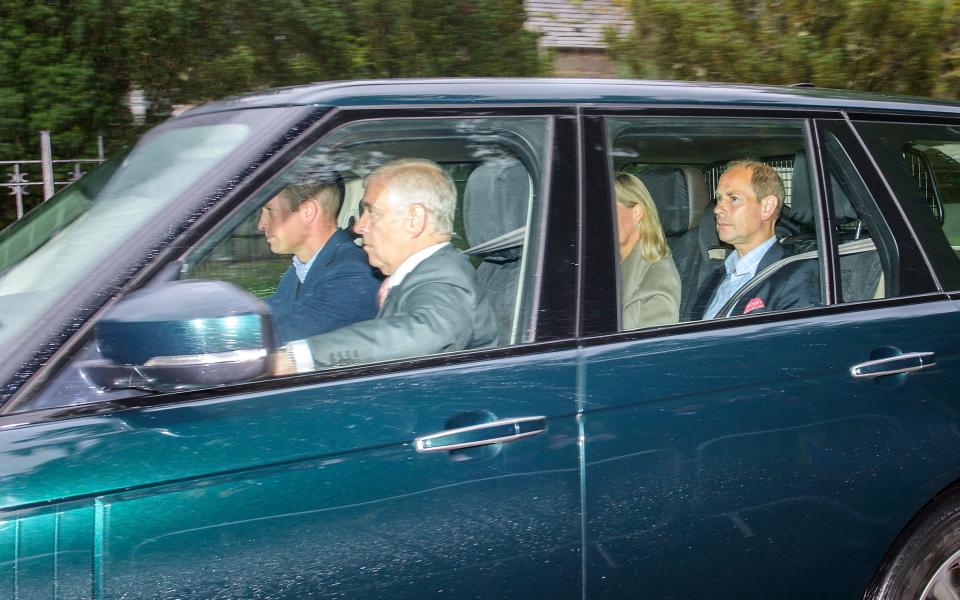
<box><xmin>703</xmin><ymin>236</ymin><xmax>777</xmax><ymax>319</ymax></box>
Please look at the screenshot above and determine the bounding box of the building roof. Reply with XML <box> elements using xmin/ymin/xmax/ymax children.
<box><xmin>524</xmin><ymin>0</ymin><xmax>633</xmax><ymax>49</ymax></box>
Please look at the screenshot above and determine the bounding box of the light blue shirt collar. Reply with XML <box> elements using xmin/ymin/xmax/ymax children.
<box><xmin>703</xmin><ymin>236</ymin><xmax>777</xmax><ymax>319</ymax></box>
<box><xmin>725</xmin><ymin>235</ymin><xmax>777</xmax><ymax>279</ymax></box>
<box><xmin>292</xmin><ymin>242</ymin><xmax>325</xmax><ymax>283</ymax></box>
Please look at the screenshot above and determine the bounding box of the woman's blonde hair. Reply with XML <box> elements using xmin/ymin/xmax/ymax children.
<box><xmin>615</xmin><ymin>172</ymin><xmax>669</xmax><ymax>262</ymax></box>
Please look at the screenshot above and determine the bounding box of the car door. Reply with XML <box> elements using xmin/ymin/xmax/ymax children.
<box><xmin>0</xmin><ymin>109</ymin><xmax>584</xmax><ymax>599</ymax></box>
<box><xmin>578</xmin><ymin>110</ymin><xmax>960</xmax><ymax>599</ymax></box>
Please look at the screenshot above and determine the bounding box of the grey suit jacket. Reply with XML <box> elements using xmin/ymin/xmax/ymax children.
<box><xmin>620</xmin><ymin>250</ymin><xmax>681</xmax><ymax>330</ymax></box>
<box><xmin>305</xmin><ymin>244</ymin><xmax>499</xmax><ymax>368</ymax></box>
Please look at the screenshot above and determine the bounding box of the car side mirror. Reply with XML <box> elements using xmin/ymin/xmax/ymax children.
<box><xmin>80</xmin><ymin>280</ymin><xmax>275</xmax><ymax>392</ymax></box>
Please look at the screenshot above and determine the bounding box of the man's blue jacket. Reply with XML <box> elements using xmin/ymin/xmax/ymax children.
<box><xmin>267</xmin><ymin>228</ymin><xmax>380</xmax><ymax>344</ymax></box>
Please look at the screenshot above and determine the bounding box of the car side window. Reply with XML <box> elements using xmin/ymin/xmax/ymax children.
<box><xmin>28</xmin><ymin>117</ymin><xmax>548</xmax><ymax>410</ymax></box>
<box><xmin>851</xmin><ymin>121</ymin><xmax>960</xmax><ymax>292</ymax></box>
<box><xmin>820</xmin><ymin>132</ymin><xmax>898</xmax><ymax>302</ymax></box>
<box><xmin>605</xmin><ymin>117</ymin><xmax>823</xmax><ymax>330</ymax></box>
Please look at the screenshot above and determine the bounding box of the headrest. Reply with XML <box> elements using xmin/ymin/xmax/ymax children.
<box><xmin>698</xmin><ymin>199</ymin><xmax>725</xmax><ymax>259</ymax></box>
<box><xmin>829</xmin><ymin>174</ymin><xmax>862</xmax><ymax>223</ymax></box>
<box><xmin>463</xmin><ymin>157</ymin><xmax>531</xmax><ymax>248</ymax></box>
<box><xmin>788</xmin><ymin>150</ymin><xmax>860</xmax><ymax>226</ymax></box>
<box><xmin>789</xmin><ymin>150</ymin><xmax>815</xmax><ymax>225</ymax></box>
<box><xmin>637</xmin><ymin>167</ymin><xmax>710</xmax><ymax>236</ymax></box>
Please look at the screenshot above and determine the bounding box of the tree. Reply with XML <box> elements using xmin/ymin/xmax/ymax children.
<box><xmin>0</xmin><ymin>1</ymin><xmax>133</xmax><ymax>220</ymax></box>
<box><xmin>609</xmin><ymin>0</ymin><xmax>949</xmax><ymax>97</ymax></box>
<box><xmin>345</xmin><ymin>0</ymin><xmax>543</xmax><ymax>78</ymax></box>
<box><xmin>1</xmin><ymin>0</ymin><xmax>543</xmax><ymax>161</ymax></box>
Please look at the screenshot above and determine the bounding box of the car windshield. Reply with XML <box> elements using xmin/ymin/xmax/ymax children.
<box><xmin>0</xmin><ymin>120</ymin><xmax>253</xmax><ymax>350</ymax></box>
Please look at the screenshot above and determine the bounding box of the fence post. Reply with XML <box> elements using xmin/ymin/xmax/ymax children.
<box><xmin>12</xmin><ymin>164</ymin><xmax>24</xmax><ymax>219</ymax></box>
<box><xmin>97</xmin><ymin>135</ymin><xmax>104</xmax><ymax>160</ymax></box>
<box><xmin>40</xmin><ymin>131</ymin><xmax>54</xmax><ymax>201</ymax></box>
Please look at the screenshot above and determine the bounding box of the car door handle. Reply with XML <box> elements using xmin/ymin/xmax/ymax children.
<box><xmin>850</xmin><ymin>352</ymin><xmax>936</xmax><ymax>379</ymax></box>
<box><xmin>414</xmin><ymin>416</ymin><xmax>546</xmax><ymax>453</ymax></box>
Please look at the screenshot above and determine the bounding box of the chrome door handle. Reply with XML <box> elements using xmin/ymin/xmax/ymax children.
<box><xmin>414</xmin><ymin>416</ymin><xmax>546</xmax><ymax>453</ymax></box>
<box><xmin>850</xmin><ymin>352</ymin><xmax>936</xmax><ymax>379</ymax></box>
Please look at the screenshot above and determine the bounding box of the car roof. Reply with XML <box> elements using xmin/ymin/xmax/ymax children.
<box><xmin>183</xmin><ymin>78</ymin><xmax>960</xmax><ymax>118</ymax></box>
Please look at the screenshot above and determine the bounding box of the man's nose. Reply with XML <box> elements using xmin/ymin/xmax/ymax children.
<box><xmin>257</xmin><ymin>213</ymin><xmax>267</xmax><ymax>231</ymax></box>
<box><xmin>714</xmin><ymin>199</ymin><xmax>725</xmax><ymax>214</ymax></box>
<box><xmin>353</xmin><ymin>212</ymin><xmax>367</xmax><ymax>235</ymax></box>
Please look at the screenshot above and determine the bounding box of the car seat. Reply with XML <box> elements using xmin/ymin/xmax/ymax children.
<box><xmin>636</xmin><ymin>166</ymin><xmax>711</xmax><ymax>321</ymax></box>
<box><xmin>462</xmin><ymin>157</ymin><xmax>532</xmax><ymax>345</ymax></box>
<box><xmin>786</xmin><ymin>150</ymin><xmax>883</xmax><ymax>302</ymax></box>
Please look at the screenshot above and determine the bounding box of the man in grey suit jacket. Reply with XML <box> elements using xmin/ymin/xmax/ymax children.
<box><xmin>276</xmin><ymin>158</ymin><xmax>498</xmax><ymax>373</ymax></box>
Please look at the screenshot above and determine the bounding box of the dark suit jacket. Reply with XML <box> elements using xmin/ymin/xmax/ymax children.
<box><xmin>694</xmin><ymin>242</ymin><xmax>820</xmax><ymax>319</ymax></box>
<box><xmin>267</xmin><ymin>228</ymin><xmax>379</xmax><ymax>344</ymax></box>
<box><xmin>305</xmin><ymin>244</ymin><xmax>498</xmax><ymax>368</ymax></box>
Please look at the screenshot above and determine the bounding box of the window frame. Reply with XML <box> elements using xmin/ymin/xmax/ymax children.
<box><xmin>4</xmin><ymin>105</ymin><xmax>582</xmax><ymax>421</ymax></box>
<box><xmin>845</xmin><ymin>113</ymin><xmax>960</xmax><ymax>293</ymax></box>
<box><xmin>578</xmin><ymin>106</ymin><xmax>944</xmax><ymax>342</ymax></box>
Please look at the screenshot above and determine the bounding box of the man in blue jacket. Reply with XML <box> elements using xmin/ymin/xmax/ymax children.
<box><xmin>258</xmin><ymin>182</ymin><xmax>380</xmax><ymax>344</ymax></box>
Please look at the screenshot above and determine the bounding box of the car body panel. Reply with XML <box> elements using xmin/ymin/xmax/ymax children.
<box><xmin>581</xmin><ymin>301</ymin><xmax>960</xmax><ymax>598</ymax></box>
<box><xmin>2</xmin><ymin>78</ymin><xmax>960</xmax><ymax>598</ymax></box>
<box><xmin>1</xmin><ymin>350</ymin><xmax>581</xmax><ymax>599</ymax></box>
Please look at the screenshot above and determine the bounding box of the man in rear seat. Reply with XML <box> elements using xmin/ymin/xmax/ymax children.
<box><xmin>698</xmin><ymin>160</ymin><xmax>819</xmax><ymax>319</ymax></box>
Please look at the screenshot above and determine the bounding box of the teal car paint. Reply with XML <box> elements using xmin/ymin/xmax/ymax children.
<box><xmin>1</xmin><ymin>79</ymin><xmax>960</xmax><ymax>598</ymax></box>
<box><xmin>3</xmin><ymin>351</ymin><xmax>582</xmax><ymax>598</ymax></box>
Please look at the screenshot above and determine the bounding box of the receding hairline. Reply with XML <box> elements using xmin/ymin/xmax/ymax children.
<box><xmin>719</xmin><ymin>160</ymin><xmax>784</xmax><ymax>200</ymax></box>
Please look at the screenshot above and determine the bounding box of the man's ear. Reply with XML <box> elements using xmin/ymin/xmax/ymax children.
<box><xmin>407</xmin><ymin>203</ymin><xmax>428</xmax><ymax>236</ymax></box>
<box><xmin>760</xmin><ymin>195</ymin><xmax>778</xmax><ymax>221</ymax></box>
<box><xmin>299</xmin><ymin>199</ymin><xmax>318</xmax><ymax>223</ymax></box>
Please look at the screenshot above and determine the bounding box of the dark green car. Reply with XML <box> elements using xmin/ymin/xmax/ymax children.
<box><xmin>3</xmin><ymin>79</ymin><xmax>960</xmax><ymax>599</ymax></box>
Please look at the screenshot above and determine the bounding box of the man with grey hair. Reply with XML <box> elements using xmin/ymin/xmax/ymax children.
<box><xmin>259</xmin><ymin>182</ymin><xmax>379</xmax><ymax>343</ymax></box>
<box><xmin>276</xmin><ymin>158</ymin><xmax>498</xmax><ymax>372</ymax></box>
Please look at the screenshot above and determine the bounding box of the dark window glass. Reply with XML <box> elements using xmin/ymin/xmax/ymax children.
<box><xmin>30</xmin><ymin>117</ymin><xmax>549</xmax><ymax>410</ymax></box>
<box><xmin>605</xmin><ymin>117</ymin><xmax>821</xmax><ymax>328</ymax></box>
<box><xmin>822</xmin><ymin>132</ymin><xmax>894</xmax><ymax>302</ymax></box>
<box><xmin>853</xmin><ymin>121</ymin><xmax>960</xmax><ymax>291</ymax></box>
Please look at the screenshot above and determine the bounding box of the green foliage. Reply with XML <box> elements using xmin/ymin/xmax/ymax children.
<box><xmin>1</xmin><ymin>0</ymin><xmax>544</xmax><ymax>169</ymax></box>
<box><xmin>334</xmin><ymin>0</ymin><xmax>543</xmax><ymax>78</ymax></box>
<box><xmin>114</xmin><ymin>0</ymin><xmax>543</xmax><ymax>117</ymax></box>
<box><xmin>0</xmin><ymin>1</ymin><xmax>132</xmax><ymax>161</ymax></box>
<box><xmin>0</xmin><ymin>1</ymin><xmax>133</xmax><ymax>223</ymax></box>
<box><xmin>610</xmin><ymin>0</ymin><xmax>952</xmax><ymax>97</ymax></box>
<box><xmin>938</xmin><ymin>1</ymin><xmax>960</xmax><ymax>98</ymax></box>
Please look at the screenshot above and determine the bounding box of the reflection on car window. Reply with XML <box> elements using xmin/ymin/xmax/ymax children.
<box><xmin>29</xmin><ymin>117</ymin><xmax>550</xmax><ymax>410</ymax></box>
<box><xmin>821</xmin><ymin>133</ymin><xmax>896</xmax><ymax>302</ymax></box>
<box><xmin>853</xmin><ymin>121</ymin><xmax>960</xmax><ymax>291</ymax></box>
<box><xmin>185</xmin><ymin>117</ymin><xmax>547</xmax><ymax>355</ymax></box>
<box><xmin>0</xmin><ymin>123</ymin><xmax>252</xmax><ymax>355</ymax></box>
<box><xmin>605</xmin><ymin>117</ymin><xmax>822</xmax><ymax>330</ymax></box>
<box><xmin>186</xmin><ymin>118</ymin><xmax>548</xmax><ymax>375</ymax></box>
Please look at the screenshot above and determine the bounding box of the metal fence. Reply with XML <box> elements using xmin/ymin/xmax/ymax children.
<box><xmin>1</xmin><ymin>131</ymin><xmax>105</xmax><ymax>220</ymax></box>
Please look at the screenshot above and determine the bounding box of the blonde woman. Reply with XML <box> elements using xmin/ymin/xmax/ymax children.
<box><xmin>615</xmin><ymin>172</ymin><xmax>681</xmax><ymax>329</ymax></box>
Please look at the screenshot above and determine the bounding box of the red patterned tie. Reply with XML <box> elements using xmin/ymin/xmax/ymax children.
<box><xmin>377</xmin><ymin>277</ymin><xmax>391</xmax><ymax>309</ymax></box>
